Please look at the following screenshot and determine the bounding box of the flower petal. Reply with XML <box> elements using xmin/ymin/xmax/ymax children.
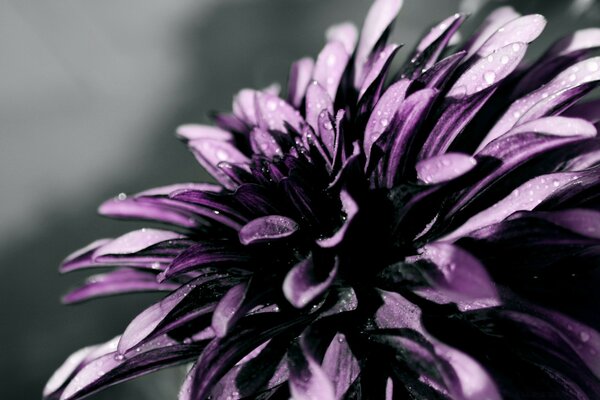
<box><xmin>287</xmin><ymin>57</ymin><xmax>315</xmax><ymax>108</ymax></box>
<box><xmin>283</xmin><ymin>253</ymin><xmax>338</xmax><ymax>308</ymax></box>
<box><xmin>363</xmin><ymin>79</ymin><xmax>411</xmax><ymax>160</ymax></box>
<box><xmin>238</xmin><ymin>215</ymin><xmax>299</xmax><ymax>245</ymax></box>
<box><xmin>419</xmin><ymin>242</ymin><xmax>499</xmax><ymax>302</ymax></box>
<box><xmin>485</xmin><ymin>56</ymin><xmax>600</xmax><ymax>145</ymax></box>
<box><xmin>117</xmin><ymin>273</ymin><xmax>233</xmax><ymax>354</ymax></box>
<box><xmin>416</xmin><ymin>153</ymin><xmax>477</xmax><ymax>185</ymax></box>
<box><xmin>62</xmin><ymin>269</ymin><xmax>177</xmax><ymax>304</ymax></box>
<box><xmin>313</xmin><ymin>41</ymin><xmax>350</xmax><ymax>101</ymax></box>
<box><xmin>188</xmin><ymin>138</ymin><xmax>250</xmax><ymax>189</ymax></box>
<box><xmin>354</xmin><ymin>0</ymin><xmax>403</xmax><ymax>88</ymax></box>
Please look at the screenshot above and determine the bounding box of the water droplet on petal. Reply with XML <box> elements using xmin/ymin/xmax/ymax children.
<box><xmin>483</xmin><ymin>71</ymin><xmax>496</xmax><ymax>84</ymax></box>
<box><xmin>500</xmin><ymin>55</ymin><xmax>509</xmax><ymax>65</ymax></box>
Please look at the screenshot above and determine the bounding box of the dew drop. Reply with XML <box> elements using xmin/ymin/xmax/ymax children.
<box><xmin>483</xmin><ymin>71</ymin><xmax>496</xmax><ymax>85</ymax></box>
<box><xmin>380</xmin><ymin>118</ymin><xmax>389</xmax><ymax>127</ymax></box>
<box><xmin>327</xmin><ymin>54</ymin><xmax>336</xmax><ymax>66</ymax></box>
<box><xmin>266</xmin><ymin>99</ymin><xmax>277</xmax><ymax>111</ymax></box>
<box><xmin>114</xmin><ymin>354</ymin><xmax>124</xmax><ymax>361</ymax></box>
<box><xmin>500</xmin><ymin>55</ymin><xmax>509</xmax><ymax>65</ymax></box>
<box><xmin>511</xmin><ymin>43</ymin><xmax>521</xmax><ymax>52</ymax></box>
<box><xmin>587</xmin><ymin>60</ymin><xmax>599</xmax><ymax>72</ymax></box>
<box><xmin>117</xmin><ymin>193</ymin><xmax>127</xmax><ymax>201</ymax></box>
<box><xmin>580</xmin><ymin>331</ymin><xmax>590</xmax><ymax>342</ymax></box>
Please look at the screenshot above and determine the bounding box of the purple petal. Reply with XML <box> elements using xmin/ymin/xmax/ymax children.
<box><xmin>207</xmin><ymin>339</ymin><xmax>289</xmax><ymax>400</ymax></box>
<box><xmin>188</xmin><ymin>138</ymin><xmax>250</xmax><ymax>189</ymax></box>
<box><xmin>317</xmin><ymin>190</ymin><xmax>358</xmax><ymax>248</ymax></box>
<box><xmin>288</xmin><ymin>343</ymin><xmax>335</xmax><ymax>400</ymax></box>
<box><xmin>448</xmin><ymin>42</ymin><xmax>527</xmax><ymax>98</ymax></box>
<box><xmin>99</xmin><ymin>196</ymin><xmax>200</xmax><ymax>229</ymax></box>
<box><xmin>354</xmin><ymin>0</ymin><xmax>403</xmax><ymax>88</ymax></box>
<box><xmin>419</xmin><ymin>242</ymin><xmax>499</xmax><ymax>302</ymax></box>
<box><xmin>44</xmin><ymin>339</ymin><xmax>117</xmax><ymax>398</ymax></box>
<box><xmin>249</xmin><ymin>127</ymin><xmax>283</xmax><ymax>158</ymax></box>
<box><xmin>416</xmin><ymin>153</ymin><xmax>476</xmax><ymax>185</ymax></box>
<box><xmin>62</xmin><ymin>269</ymin><xmax>177</xmax><ymax>304</ymax></box>
<box><xmin>313</xmin><ymin>41</ymin><xmax>350</xmax><ymax>101</ymax></box>
<box><xmin>375</xmin><ymin>289</ymin><xmax>422</xmax><ymax>330</ymax></box>
<box><xmin>188</xmin><ymin>313</ymin><xmax>313</xmax><ymax>400</ymax></box>
<box><xmin>546</xmin><ymin>28</ymin><xmax>600</xmax><ymax>58</ymax></box>
<box><xmin>321</xmin><ymin>333</ymin><xmax>360</xmax><ymax>399</ymax></box>
<box><xmin>315</xmin><ymin>110</ymin><xmax>336</xmax><ymax>159</ymax></box>
<box><xmin>462</xmin><ymin>6</ymin><xmax>520</xmax><ymax>58</ymax></box>
<box><xmin>475</xmin><ymin>14</ymin><xmax>546</xmax><ymax>57</ymax></box>
<box><xmin>442</xmin><ymin>171</ymin><xmax>581</xmax><ymax>241</ymax></box>
<box><xmin>363</xmin><ymin>79</ymin><xmax>411</xmax><ymax>160</ymax></box>
<box><xmin>417</xmin><ymin>51</ymin><xmax>466</xmax><ymax>89</ymax></box>
<box><xmin>117</xmin><ymin>273</ymin><xmax>229</xmax><ymax>354</ymax></box>
<box><xmin>61</xmin><ymin>239</ymin><xmax>111</xmax><ymax>272</ymax></box>
<box><xmin>160</xmin><ymin>243</ymin><xmax>249</xmax><ymax>281</ymax></box>
<box><xmin>563</xmin><ymin>98</ymin><xmax>600</xmax><ymax>124</ymax></box>
<box><xmin>283</xmin><ymin>254</ymin><xmax>338</xmax><ymax>308</ymax></box>
<box><xmin>434</xmin><ymin>344</ymin><xmax>502</xmax><ymax>400</ymax></box>
<box><xmin>211</xmin><ymin>282</ymin><xmax>249</xmax><ymax>338</ymax></box>
<box><xmin>60</xmin><ymin>338</ymin><xmax>205</xmax><ymax>400</ymax></box>
<box><xmin>176</xmin><ymin>124</ymin><xmax>233</xmax><ymax>141</ymax></box>
<box><xmin>403</xmin><ymin>13</ymin><xmax>465</xmax><ymax>77</ymax></box>
<box><xmin>325</xmin><ymin>22</ymin><xmax>358</xmax><ymax>54</ymax></box>
<box><xmin>238</xmin><ymin>215</ymin><xmax>299</xmax><ymax>245</ymax></box>
<box><xmin>287</xmin><ymin>57</ymin><xmax>315</xmax><ymax>108</ymax></box>
<box><xmin>446</xmin><ymin>133</ymin><xmax>589</xmax><ymax>221</ymax></box>
<box><xmin>358</xmin><ymin>44</ymin><xmax>400</xmax><ymax>102</ymax></box>
<box><xmin>254</xmin><ymin>92</ymin><xmax>304</xmax><ymax>132</ymax></box>
<box><xmin>382</xmin><ymin>88</ymin><xmax>439</xmax><ymax>187</ymax></box>
<box><xmin>305</xmin><ymin>81</ymin><xmax>333</xmax><ymax>133</ymax></box>
<box><xmin>485</xmin><ymin>56</ymin><xmax>600</xmax><ymax>144</ymax></box>
<box><xmin>93</xmin><ymin>229</ymin><xmax>184</xmax><ymax>258</ymax></box>
<box><xmin>532</xmin><ymin>208</ymin><xmax>600</xmax><ymax>239</ymax></box>
<box><xmin>233</xmin><ymin>89</ymin><xmax>258</xmax><ymax>125</ymax></box>
<box><xmin>288</xmin><ymin>327</ymin><xmax>336</xmax><ymax>400</ymax></box>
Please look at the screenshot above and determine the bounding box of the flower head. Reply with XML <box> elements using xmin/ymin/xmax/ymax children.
<box><xmin>45</xmin><ymin>1</ymin><xmax>600</xmax><ymax>399</ymax></box>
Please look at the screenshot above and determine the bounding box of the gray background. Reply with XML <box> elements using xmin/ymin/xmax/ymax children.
<box><xmin>1</xmin><ymin>0</ymin><xmax>598</xmax><ymax>398</ymax></box>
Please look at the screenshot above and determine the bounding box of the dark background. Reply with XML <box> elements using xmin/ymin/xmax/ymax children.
<box><xmin>1</xmin><ymin>0</ymin><xmax>598</xmax><ymax>398</ymax></box>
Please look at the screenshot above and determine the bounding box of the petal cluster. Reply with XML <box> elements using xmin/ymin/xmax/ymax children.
<box><xmin>46</xmin><ymin>1</ymin><xmax>600</xmax><ymax>399</ymax></box>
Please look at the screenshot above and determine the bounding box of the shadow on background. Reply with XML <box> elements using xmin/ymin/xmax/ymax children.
<box><xmin>1</xmin><ymin>0</ymin><xmax>597</xmax><ymax>398</ymax></box>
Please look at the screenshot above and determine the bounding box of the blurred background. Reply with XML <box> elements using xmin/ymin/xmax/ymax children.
<box><xmin>1</xmin><ymin>0</ymin><xmax>598</xmax><ymax>398</ymax></box>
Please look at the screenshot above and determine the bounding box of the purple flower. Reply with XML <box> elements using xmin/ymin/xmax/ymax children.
<box><xmin>45</xmin><ymin>1</ymin><xmax>600</xmax><ymax>399</ymax></box>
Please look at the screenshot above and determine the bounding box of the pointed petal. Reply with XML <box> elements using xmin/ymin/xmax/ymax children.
<box><xmin>238</xmin><ymin>215</ymin><xmax>299</xmax><ymax>245</ymax></box>
<box><xmin>188</xmin><ymin>138</ymin><xmax>250</xmax><ymax>189</ymax></box>
<box><xmin>321</xmin><ymin>333</ymin><xmax>360</xmax><ymax>399</ymax></box>
<box><xmin>317</xmin><ymin>190</ymin><xmax>358</xmax><ymax>248</ymax></box>
<box><xmin>363</xmin><ymin>79</ymin><xmax>411</xmax><ymax>160</ymax></box>
<box><xmin>62</xmin><ymin>269</ymin><xmax>177</xmax><ymax>304</ymax></box>
<box><xmin>475</xmin><ymin>14</ymin><xmax>546</xmax><ymax>57</ymax></box>
<box><xmin>485</xmin><ymin>56</ymin><xmax>600</xmax><ymax>145</ymax></box>
<box><xmin>442</xmin><ymin>171</ymin><xmax>581</xmax><ymax>241</ymax></box>
<box><xmin>313</xmin><ymin>41</ymin><xmax>350</xmax><ymax>101</ymax></box>
<box><xmin>254</xmin><ymin>92</ymin><xmax>304</xmax><ymax>132</ymax></box>
<box><xmin>354</xmin><ymin>0</ymin><xmax>403</xmax><ymax>87</ymax></box>
<box><xmin>176</xmin><ymin>124</ymin><xmax>233</xmax><ymax>141</ymax></box>
<box><xmin>462</xmin><ymin>6</ymin><xmax>520</xmax><ymax>58</ymax></box>
<box><xmin>288</xmin><ymin>57</ymin><xmax>315</xmax><ymax>108</ymax></box>
<box><xmin>420</xmin><ymin>242</ymin><xmax>498</xmax><ymax>302</ymax></box>
<box><xmin>117</xmin><ymin>273</ymin><xmax>231</xmax><ymax>354</ymax></box>
<box><xmin>305</xmin><ymin>81</ymin><xmax>333</xmax><ymax>133</ymax></box>
<box><xmin>326</xmin><ymin>22</ymin><xmax>358</xmax><ymax>54</ymax></box>
<box><xmin>416</xmin><ymin>153</ymin><xmax>476</xmax><ymax>185</ymax></box>
<box><xmin>283</xmin><ymin>254</ymin><xmax>338</xmax><ymax>308</ymax></box>
<box><xmin>288</xmin><ymin>337</ymin><xmax>335</xmax><ymax>400</ymax></box>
